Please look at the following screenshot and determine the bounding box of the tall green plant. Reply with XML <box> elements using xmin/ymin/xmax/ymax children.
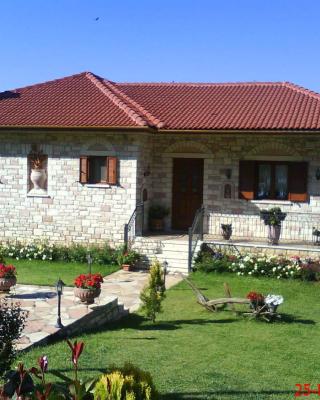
<box><xmin>140</xmin><ymin>260</ymin><xmax>166</xmax><ymax>323</ymax></box>
<box><xmin>0</xmin><ymin>300</ymin><xmax>27</xmax><ymax>377</ymax></box>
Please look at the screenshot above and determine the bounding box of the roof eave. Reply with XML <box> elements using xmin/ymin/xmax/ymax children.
<box><xmin>0</xmin><ymin>125</ymin><xmax>155</xmax><ymax>132</ymax></box>
<box><xmin>157</xmin><ymin>128</ymin><xmax>320</xmax><ymax>135</ymax></box>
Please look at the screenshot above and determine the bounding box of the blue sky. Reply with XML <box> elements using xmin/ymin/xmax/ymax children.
<box><xmin>1</xmin><ymin>0</ymin><xmax>320</xmax><ymax>92</ymax></box>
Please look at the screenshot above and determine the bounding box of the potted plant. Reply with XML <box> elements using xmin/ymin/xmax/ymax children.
<box><xmin>260</xmin><ymin>207</ymin><xmax>287</xmax><ymax>245</ymax></box>
<box><xmin>148</xmin><ymin>204</ymin><xmax>169</xmax><ymax>231</ymax></box>
<box><xmin>29</xmin><ymin>149</ymin><xmax>47</xmax><ymax>191</ymax></box>
<box><xmin>264</xmin><ymin>294</ymin><xmax>284</xmax><ymax>313</ymax></box>
<box><xmin>221</xmin><ymin>224</ymin><xmax>232</xmax><ymax>240</ymax></box>
<box><xmin>74</xmin><ymin>273</ymin><xmax>103</xmax><ymax>304</ymax></box>
<box><xmin>117</xmin><ymin>250</ymin><xmax>140</xmax><ymax>271</ymax></box>
<box><xmin>0</xmin><ymin>263</ymin><xmax>17</xmax><ymax>292</ymax></box>
<box><xmin>246</xmin><ymin>291</ymin><xmax>265</xmax><ymax>311</ymax></box>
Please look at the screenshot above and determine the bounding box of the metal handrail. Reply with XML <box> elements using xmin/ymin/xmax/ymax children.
<box><xmin>124</xmin><ymin>202</ymin><xmax>144</xmax><ymax>250</ymax></box>
<box><xmin>188</xmin><ymin>205</ymin><xmax>205</xmax><ymax>272</ymax></box>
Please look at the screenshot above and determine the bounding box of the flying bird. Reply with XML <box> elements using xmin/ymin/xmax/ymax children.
<box><xmin>94</xmin><ymin>17</ymin><xmax>100</xmax><ymax>21</ymax></box>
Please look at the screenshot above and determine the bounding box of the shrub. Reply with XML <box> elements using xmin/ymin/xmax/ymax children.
<box><xmin>140</xmin><ymin>260</ymin><xmax>166</xmax><ymax>323</ymax></box>
<box><xmin>93</xmin><ymin>363</ymin><xmax>158</xmax><ymax>400</ymax></box>
<box><xmin>194</xmin><ymin>245</ymin><xmax>320</xmax><ymax>281</ymax></box>
<box><xmin>117</xmin><ymin>249</ymin><xmax>141</xmax><ymax>266</ymax></box>
<box><xmin>1</xmin><ymin>341</ymin><xmax>158</xmax><ymax>400</ymax></box>
<box><xmin>0</xmin><ymin>300</ymin><xmax>28</xmax><ymax>377</ymax></box>
<box><xmin>148</xmin><ymin>204</ymin><xmax>169</xmax><ymax>219</ymax></box>
<box><xmin>0</xmin><ymin>240</ymin><xmax>124</xmax><ymax>266</ymax></box>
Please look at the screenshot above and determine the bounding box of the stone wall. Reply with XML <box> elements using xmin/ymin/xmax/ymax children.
<box><xmin>0</xmin><ymin>130</ymin><xmax>140</xmax><ymax>245</ymax></box>
<box><xmin>1</xmin><ymin>130</ymin><xmax>320</xmax><ymax>246</ymax></box>
<box><xmin>149</xmin><ymin>133</ymin><xmax>320</xmax><ymax>242</ymax></box>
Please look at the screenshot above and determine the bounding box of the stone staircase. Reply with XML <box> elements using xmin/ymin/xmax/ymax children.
<box><xmin>133</xmin><ymin>235</ymin><xmax>201</xmax><ymax>274</ymax></box>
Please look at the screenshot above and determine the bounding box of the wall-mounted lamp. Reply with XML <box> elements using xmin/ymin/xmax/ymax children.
<box><xmin>316</xmin><ymin>168</ymin><xmax>320</xmax><ymax>180</ymax></box>
<box><xmin>143</xmin><ymin>164</ymin><xmax>151</xmax><ymax>177</ymax></box>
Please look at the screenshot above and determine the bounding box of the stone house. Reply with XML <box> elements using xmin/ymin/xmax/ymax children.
<box><xmin>1</xmin><ymin>72</ymin><xmax>320</xmax><ymax>269</ymax></box>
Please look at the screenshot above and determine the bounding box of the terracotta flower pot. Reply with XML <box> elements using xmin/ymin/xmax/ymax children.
<box><xmin>122</xmin><ymin>264</ymin><xmax>132</xmax><ymax>271</ymax></box>
<box><xmin>74</xmin><ymin>287</ymin><xmax>101</xmax><ymax>304</ymax></box>
<box><xmin>149</xmin><ymin>218</ymin><xmax>164</xmax><ymax>231</ymax></box>
<box><xmin>0</xmin><ymin>276</ymin><xmax>17</xmax><ymax>292</ymax></box>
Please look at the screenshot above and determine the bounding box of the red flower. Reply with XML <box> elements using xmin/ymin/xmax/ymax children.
<box><xmin>38</xmin><ymin>355</ymin><xmax>48</xmax><ymax>373</ymax></box>
<box><xmin>246</xmin><ymin>291</ymin><xmax>265</xmax><ymax>303</ymax></box>
<box><xmin>0</xmin><ymin>263</ymin><xmax>16</xmax><ymax>278</ymax></box>
<box><xmin>67</xmin><ymin>340</ymin><xmax>84</xmax><ymax>366</ymax></box>
<box><xmin>74</xmin><ymin>273</ymin><xmax>103</xmax><ymax>289</ymax></box>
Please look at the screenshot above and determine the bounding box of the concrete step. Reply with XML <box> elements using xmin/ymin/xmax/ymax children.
<box><xmin>132</xmin><ymin>236</ymin><xmax>202</xmax><ymax>274</ymax></box>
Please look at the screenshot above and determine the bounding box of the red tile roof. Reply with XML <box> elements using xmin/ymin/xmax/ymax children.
<box><xmin>1</xmin><ymin>72</ymin><xmax>320</xmax><ymax>131</ymax></box>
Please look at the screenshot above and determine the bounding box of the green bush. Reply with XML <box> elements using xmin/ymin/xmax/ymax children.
<box><xmin>0</xmin><ymin>241</ymin><xmax>125</xmax><ymax>266</ymax></box>
<box><xmin>195</xmin><ymin>252</ymin><xmax>231</xmax><ymax>273</ymax></box>
<box><xmin>140</xmin><ymin>260</ymin><xmax>166</xmax><ymax>323</ymax></box>
<box><xmin>93</xmin><ymin>363</ymin><xmax>158</xmax><ymax>400</ymax></box>
<box><xmin>194</xmin><ymin>245</ymin><xmax>320</xmax><ymax>281</ymax></box>
<box><xmin>0</xmin><ymin>300</ymin><xmax>28</xmax><ymax>377</ymax></box>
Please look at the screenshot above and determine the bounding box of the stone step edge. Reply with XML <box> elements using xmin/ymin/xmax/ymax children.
<box><xmin>23</xmin><ymin>298</ymin><xmax>128</xmax><ymax>351</ymax></box>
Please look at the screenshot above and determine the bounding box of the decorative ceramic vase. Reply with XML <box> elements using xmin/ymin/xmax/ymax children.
<box><xmin>30</xmin><ymin>168</ymin><xmax>47</xmax><ymax>190</ymax></box>
<box><xmin>268</xmin><ymin>225</ymin><xmax>281</xmax><ymax>245</ymax></box>
<box><xmin>74</xmin><ymin>287</ymin><xmax>101</xmax><ymax>304</ymax></box>
<box><xmin>0</xmin><ymin>276</ymin><xmax>17</xmax><ymax>292</ymax></box>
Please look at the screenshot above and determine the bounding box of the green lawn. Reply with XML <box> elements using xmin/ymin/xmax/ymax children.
<box><xmin>19</xmin><ymin>272</ymin><xmax>319</xmax><ymax>399</ymax></box>
<box><xmin>8</xmin><ymin>258</ymin><xmax>119</xmax><ymax>286</ymax></box>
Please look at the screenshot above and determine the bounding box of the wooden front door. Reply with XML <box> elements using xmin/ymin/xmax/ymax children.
<box><xmin>172</xmin><ymin>158</ymin><xmax>204</xmax><ymax>230</ymax></box>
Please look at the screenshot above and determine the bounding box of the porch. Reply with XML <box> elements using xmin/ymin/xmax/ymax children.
<box><xmin>127</xmin><ymin>211</ymin><xmax>320</xmax><ymax>275</ymax></box>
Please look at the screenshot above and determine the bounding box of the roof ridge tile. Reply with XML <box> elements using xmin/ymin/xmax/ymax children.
<box><xmin>85</xmin><ymin>72</ymin><xmax>148</xmax><ymax>127</ymax></box>
<box><xmin>117</xmin><ymin>81</ymin><xmax>284</xmax><ymax>87</ymax></box>
<box><xmin>105</xmin><ymin>80</ymin><xmax>165</xmax><ymax>128</ymax></box>
<box><xmin>282</xmin><ymin>81</ymin><xmax>320</xmax><ymax>101</ymax></box>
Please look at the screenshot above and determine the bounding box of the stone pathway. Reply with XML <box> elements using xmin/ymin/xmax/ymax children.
<box><xmin>1</xmin><ymin>270</ymin><xmax>182</xmax><ymax>350</ymax></box>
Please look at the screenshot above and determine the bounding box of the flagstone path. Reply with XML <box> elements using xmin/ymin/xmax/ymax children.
<box><xmin>1</xmin><ymin>270</ymin><xmax>182</xmax><ymax>350</ymax></box>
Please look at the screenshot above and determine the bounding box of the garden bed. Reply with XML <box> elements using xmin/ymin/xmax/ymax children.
<box><xmin>194</xmin><ymin>244</ymin><xmax>320</xmax><ymax>281</ymax></box>
<box><xmin>19</xmin><ymin>273</ymin><xmax>320</xmax><ymax>399</ymax></box>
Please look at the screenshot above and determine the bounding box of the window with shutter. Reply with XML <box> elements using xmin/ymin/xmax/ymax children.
<box><xmin>238</xmin><ymin>160</ymin><xmax>308</xmax><ymax>202</ymax></box>
<box><xmin>80</xmin><ymin>156</ymin><xmax>118</xmax><ymax>185</ymax></box>
<box><xmin>239</xmin><ymin>160</ymin><xmax>255</xmax><ymax>200</ymax></box>
<box><xmin>79</xmin><ymin>156</ymin><xmax>89</xmax><ymax>184</ymax></box>
<box><xmin>288</xmin><ymin>162</ymin><xmax>308</xmax><ymax>202</ymax></box>
<box><xmin>107</xmin><ymin>156</ymin><xmax>118</xmax><ymax>185</ymax></box>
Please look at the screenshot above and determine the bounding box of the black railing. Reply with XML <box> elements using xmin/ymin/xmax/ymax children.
<box><xmin>124</xmin><ymin>203</ymin><xmax>144</xmax><ymax>250</ymax></box>
<box><xmin>188</xmin><ymin>205</ymin><xmax>205</xmax><ymax>272</ymax></box>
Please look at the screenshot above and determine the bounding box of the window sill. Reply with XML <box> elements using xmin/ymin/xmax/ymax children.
<box><xmin>85</xmin><ymin>184</ymin><xmax>112</xmax><ymax>188</ymax></box>
<box><xmin>250</xmin><ymin>199</ymin><xmax>293</xmax><ymax>205</ymax></box>
<box><xmin>27</xmin><ymin>190</ymin><xmax>51</xmax><ymax>198</ymax></box>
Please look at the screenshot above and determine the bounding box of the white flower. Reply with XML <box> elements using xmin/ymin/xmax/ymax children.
<box><xmin>265</xmin><ymin>294</ymin><xmax>284</xmax><ymax>306</ymax></box>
